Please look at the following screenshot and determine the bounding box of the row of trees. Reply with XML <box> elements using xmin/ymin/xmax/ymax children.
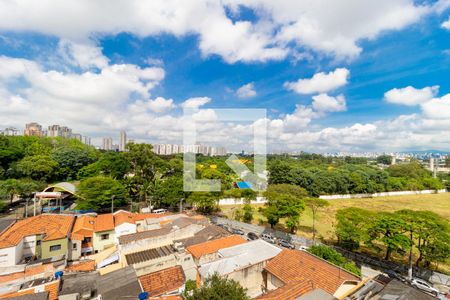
<box><xmin>336</xmin><ymin>208</ymin><xmax>450</xmax><ymax>268</ymax></box>
<box><xmin>269</xmin><ymin>157</ymin><xmax>443</xmax><ymax>196</ymax></box>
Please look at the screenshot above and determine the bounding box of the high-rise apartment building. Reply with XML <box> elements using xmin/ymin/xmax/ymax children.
<box><xmin>47</xmin><ymin>125</ymin><xmax>61</xmax><ymax>137</ymax></box>
<box><xmin>119</xmin><ymin>130</ymin><xmax>127</xmax><ymax>151</ymax></box>
<box><xmin>102</xmin><ymin>137</ymin><xmax>113</xmax><ymax>150</ymax></box>
<box><xmin>1</xmin><ymin>127</ymin><xmax>20</xmax><ymax>136</ymax></box>
<box><xmin>24</xmin><ymin>122</ymin><xmax>44</xmax><ymax>137</ymax></box>
<box><xmin>83</xmin><ymin>136</ymin><xmax>91</xmax><ymax>146</ymax></box>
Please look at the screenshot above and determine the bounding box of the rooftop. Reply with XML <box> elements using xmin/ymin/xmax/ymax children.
<box><xmin>0</xmin><ymin>263</ymin><xmax>55</xmax><ymax>284</ymax></box>
<box><xmin>96</xmin><ymin>266</ymin><xmax>142</xmax><ymax>299</ymax></box>
<box><xmin>256</xmin><ymin>281</ymin><xmax>314</xmax><ymax>300</ymax></box>
<box><xmin>138</xmin><ymin>266</ymin><xmax>185</xmax><ymax>297</ymax></box>
<box><xmin>186</xmin><ymin>235</ymin><xmax>247</xmax><ymax>259</ymax></box>
<box><xmin>264</xmin><ymin>249</ymin><xmax>360</xmax><ymax>295</ymax></box>
<box><xmin>71</xmin><ymin>215</ymin><xmax>95</xmax><ymax>240</ymax></box>
<box><xmin>199</xmin><ymin>240</ymin><xmax>282</xmax><ymax>278</ymax></box>
<box><xmin>119</xmin><ymin>226</ymin><xmax>172</xmax><ymax>245</ymax></box>
<box><xmin>0</xmin><ymin>215</ymin><xmax>75</xmax><ymax>249</ymax></box>
<box><xmin>65</xmin><ymin>260</ymin><xmax>96</xmax><ymax>273</ymax></box>
<box><xmin>125</xmin><ymin>245</ymin><xmax>175</xmax><ymax>265</ymax></box>
<box><xmin>175</xmin><ymin>225</ymin><xmax>230</xmax><ymax>248</ymax></box>
<box><xmin>93</xmin><ymin>214</ymin><xmax>114</xmax><ymax>232</ymax></box>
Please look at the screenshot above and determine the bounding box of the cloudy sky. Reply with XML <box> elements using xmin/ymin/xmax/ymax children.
<box><xmin>0</xmin><ymin>0</ymin><xmax>449</xmax><ymax>152</ymax></box>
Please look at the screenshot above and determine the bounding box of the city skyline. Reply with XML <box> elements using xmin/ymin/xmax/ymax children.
<box><xmin>0</xmin><ymin>1</ymin><xmax>449</xmax><ymax>152</ymax></box>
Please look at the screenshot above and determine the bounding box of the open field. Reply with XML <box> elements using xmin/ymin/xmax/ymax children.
<box><xmin>220</xmin><ymin>192</ymin><xmax>450</xmax><ymax>240</ymax></box>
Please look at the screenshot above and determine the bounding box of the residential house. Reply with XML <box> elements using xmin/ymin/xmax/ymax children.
<box><xmin>118</xmin><ymin>217</ymin><xmax>207</xmax><ymax>254</ymax></box>
<box><xmin>93</xmin><ymin>214</ymin><xmax>115</xmax><ymax>253</ymax></box>
<box><xmin>70</xmin><ymin>215</ymin><xmax>96</xmax><ymax>258</ymax></box>
<box><xmin>0</xmin><ymin>215</ymin><xmax>75</xmax><ymax>267</ymax></box>
<box><xmin>198</xmin><ymin>239</ymin><xmax>282</xmax><ymax>298</ymax></box>
<box><xmin>260</xmin><ymin>249</ymin><xmax>360</xmax><ymax>299</ymax></box>
<box><xmin>0</xmin><ymin>278</ymin><xmax>60</xmax><ymax>300</ymax></box>
<box><xmin>124</xmin><ymin>244</ymin><xmax>197</xmax><ymax>280</ymax></box>
<box><xmin>138</xmin><ymin>266</ymin><xmax>185</xmax><ymax>297</ymax></box>
<box><xmin>186</xmin><ymin>235</ymin><xmax>247</xmax><ymax>265</ymax></box>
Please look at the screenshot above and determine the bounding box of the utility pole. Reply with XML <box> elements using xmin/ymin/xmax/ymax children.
<box><xmin>111</xmin><ymin>195</ymin><xmax>115</xmax><ymax>213</ymax></box>
<box><xmin>179</xmin><ymin>198</ymin><xmax>184</xmax><ymax>213</ymax></box>
<box><xmin>33</xmin><ymin>196</ymin><xmax>36</xmax><ymax>216</ymax></box>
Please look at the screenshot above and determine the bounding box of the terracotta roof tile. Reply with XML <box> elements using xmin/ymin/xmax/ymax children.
<box><xmin>0</xmin><ymin>215</ymin><xmax>74</xmax><ymax>249</ymax></box>
<box><xmin>71</xmin><ymin>215</ymin><xmax>95</xmax><ymax>240</ymax></box>
<box><xmin>113</xmin><ymin>210</ymin><xmax>170</xmax><ymax>227</ymax></box>
<box><xmin>264</xmin><ymin>249</ymin><xmax>360</xmax><ymax>295</ymax></box>
<box><xmin>0</xmin><ymin>263</ymin><xmax>54</xmax><ymax>284</ymax></box>
<box><xmin>94</xmin><ymin>214</ymin><xmax>114</xmax><ymax>232</ymax></box>
<box><xmin>139</xmin><ymin>266</ymin><xmax>185</xmax><ymax>297</ymax></box>
<box><xmin>186</xmin><ymin>235</ymin><xmax>247</xmax><ymax>258</ymax></box>
<box><xmin>65</xmin><ymin>260</ymin><xmax>96</xmax><ymax>272</ymax></box>
<box><xmin>0</xmin><ymin>279</ymin><xmax>59</xmax><ymax>300</ymax></box>
<box><xmin>257</xmin><ymin>280</ymin><xmax>314</xmax><ymax>299</ymax></box>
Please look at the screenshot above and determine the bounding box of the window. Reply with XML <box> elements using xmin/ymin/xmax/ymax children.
<box><xmin>36</xmin><ymin>240</ymin><xmax>41</xmax><ymax>246</ymax></box>
<box><xmin>85</xmin><ymin>237</ymin><xmax>92</xmax><ymax>243</ymax></box>
<box><xmin>73</xmin><ymin>243</ymin><xmax>77</xmax><ymax>250</ymax></box>
<box><xmin>100</xmin><ymin>234</ymin><xmax>109</xmax><ymax>240</ymax></box>
<box><xmin>50</xmin><ymin>245</ymin><xmax>61</xmax><ymax>252</ymax></box>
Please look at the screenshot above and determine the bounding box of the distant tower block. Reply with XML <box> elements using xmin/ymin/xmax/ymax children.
<box><xmin>391</xmin><ymin>156</ymin><xmax>396</xmax><ymax>165</ymax></box>
<box><xmin>430</xmin><ymin>158</ymin><xmax>437</xmax><ymax>178</ymax></box>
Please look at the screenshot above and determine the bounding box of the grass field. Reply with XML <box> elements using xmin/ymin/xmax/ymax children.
<box><xmin>220</xmin><ymin>193</ymin><xmax>450</xmax><ymax>240</ymax></box>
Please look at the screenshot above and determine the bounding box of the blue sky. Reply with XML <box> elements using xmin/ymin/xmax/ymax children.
<box><xmin>0</xmin><ymin>0</ymin><xmax>449</xmax><ymax>152</ymax></box>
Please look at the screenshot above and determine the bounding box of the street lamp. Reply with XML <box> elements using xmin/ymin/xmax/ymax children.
<box><xmin>111</xmin><ymin>195</ymin><xmax>116</xmax><ymax>213</ymax></box>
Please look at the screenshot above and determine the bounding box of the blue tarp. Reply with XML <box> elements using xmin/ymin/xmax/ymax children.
<box><xmin>236</xmin><ymin>181</ymin><xmax>252</xmax><ymax>189</ymax></box>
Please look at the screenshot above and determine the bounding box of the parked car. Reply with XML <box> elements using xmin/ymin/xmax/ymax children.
<box><xmin>247</xmin><ymin>232</ymin><xmax>259</xmax><ymax>240</ymax></box>
<box><xmin>261</xmin><ymin>233</ymin><xmax>276</xmax><ymax>244</ymax></box>
<box><xmin>278</xmin><ymin>239</ymin><xmax>295</xmax><ymax>249</ymax></box>
<box><xmin>385</xmin><ymin>270</ymin><xmax>405</xmax><ymax>282</ymax></box>
<box><xmin>298</xmin><ymin>245</ymin><xmax>309</xmax><ymax>251</ymax></box>
<box><xmin>411</xmin><ymin>278</ymin><xmax>439</xmax><ymax>296</ymax></box>
<box><xmin>232</xmin><ymin>228</ymin><xmax>245</xmax><ymax>235</ymax></box>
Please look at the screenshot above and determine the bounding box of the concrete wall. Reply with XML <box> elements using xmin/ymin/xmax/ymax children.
<box><xmin>225</xmin><ymin>262</ymin><xmax>267</xmax><ymax>297</ymax></box>
<box><xmin>133</xmin><ymin>254</ymin><xmax>178</xmax><ymax>276</ymax></box>
<box><xmin>93</xmin><ymin>230</ymin><xmax>115</xmax><ymax>252</ymax></box>
<box><xmin>22</xmin><ymin>236</ymin><xmax>36</xmax><ymax>258</ymax></box>
<box><xmin>41</xmin><ymin>238</ymin><xmax>68</xmax><ymax>259</ymax></box>
<box><xmin>319</xmin><ymin>189</ymin><xmax>448</xmax><ymax>200</ymax></box>
<box><xmin>265</xmin><ymin>272</ymin><xmax>284</xmax><ymax>291</ymax></box>
<box><xmin>0</xmin><ymin>245</ymin><xmax>18</xmax><ymax>267</ymax></box>
<box><xmin>68</xmin><ymin>240</ymin><xmax>81</xmax><ymax>261</ymax></box>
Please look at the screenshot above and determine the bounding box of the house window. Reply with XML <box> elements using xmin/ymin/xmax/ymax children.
<box><xmin>36</xmin><ymin>240</ymin><xmax>41</xmax><ymax>246</ymax></box>
<box><xmin>73</xmin><ymin>243</ymin><xmax>77</xmax><ymax>250</ymax></box>
<box><xmin>100</xmin><ymin>234</ymin><xmax>109</xmax><ymax>240</ymax></box>
<box><xmin>85</xmin><ymin>237</ymin><xmax>92</xmax><ymax>243</ymax></box>
<box><xmin>50</xmin><ymin>245</ymin><xmax>61</xmax><ymax>252</ymax></box>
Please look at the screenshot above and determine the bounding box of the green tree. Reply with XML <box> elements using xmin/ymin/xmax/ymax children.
<box><xmin>305</xmin><ymin>198</ymin><xmax>329</xmax><ymax>243</ymax></box>
<box><xmin>76</xmin><ymin>176</ymin><xmax>127</xmax><ymax>210</ymax></box>
<box><xmin>187</xmin><ymin>192</ymin><xmax>219</xmax><ymax>214</ymax></box>
<box><xmin>153</xmin><ymin>176</ymin><xmax>188</xmax><ymax>208</ymax></box>
<box><xmin>336</xmin><ymin>207</ymin><xmax>375</xmax><ymax>250</ymax></box>
<box><xmin>368</xmin><ymin>212</ymin><xmax>411</xmax><ymax>261</ymax></box>
<box><xmin>0</xmin><ymin>179</ymin><xmax>24</xmax><ymax>204</ymax></box>
<box><xmin>51</xmin><ymin>147</ymin><xmax>95</xmax><ymax>180</ymax></box>
<box><xmin>308</xmin><ymin>245</ymin><xmax>361</xmax><ymax>276</ymax></box>
<box><xmin>185</xmin><ymin>273</ymin><xmax>250</xmax><ymax>300</ymax></box>
<box><xmin>263</xmin><ymin>184</ymin><xmax>306</xmax><ymax>232</ymax></box>
<box><xmin>125</xmin><ymin>143</ymin><xmax>167</xmax><ymax>207</ymax></box>
<box><xmin>376</xmin><ymin>155</ymin><xmax>392</xmax><ymax>165</ymax></box>
<box><xmin>78</xmin><ymin>152</ymin><xmax>131</xmax><ymax>180</ymax></box>
<box><xmin>242</xmin><ymin>203</ymin><xmax>253</xmax><ymax>223</ymax></box>
<box><xmin>15</xmin><ymin>155</ymin><xmax>58</xmax><ymax>181</ymax></box>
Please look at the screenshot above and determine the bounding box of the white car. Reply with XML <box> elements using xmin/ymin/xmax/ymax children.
<box><xmin>411</xmin><ymin>278</ymin><xmax>439</xmax><ymax>296</ymax></box>
<box><xmin>298</xmin><ymin>245</ymin><xmax>309</xmax><ymax>251</ymax></box>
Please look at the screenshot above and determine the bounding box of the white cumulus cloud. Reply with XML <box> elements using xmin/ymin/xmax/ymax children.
<box><xmin>312</xmin><ymin>94</ymin><xmax>347</xmax><ymax>113</ymax></box>
<box><xmin>384</xmin><ymin>85</ymin><xmax>439</xmax><ymax>106</ymax></box>
<box><xmin>442</xmin><ymin>17</ymin><xmax>450</xmax><ymax>29</ymax></box>
<box><xmin>236</xmin><ymin>82</ymin><xmax>257</xmax><ymax>98</ymax></box>
<box><xmin>284</xmin><ymin>68</ymin><xmax>349</xmax><ymax>94</ymax></box>
<box><xmin>181</xmin><ymin>97</ymin><xmax>211</xmax><ymax>109</ymax></box>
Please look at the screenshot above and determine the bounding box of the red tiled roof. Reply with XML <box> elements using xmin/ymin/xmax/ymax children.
<box><xmin>264</xmin><ymin>249</ymin><xmax>360</xmax><ymax>295</ymax></box>
<box><xmin>0</xmin><ymin>263</ymin><xmax>54</xmax><ymax>284</ymax></box>
<box><xmin>0</xmin><ymin>215</ymin><xmax>74</xmax><ymax>248</ymax></box>
<box><xmin>94</xmin><ymin>214</ymin><xmax>114</xmax><ymax>232</ymax></box>
<box><xmin>139</xmin><ymin>266</ymin><xmax>185</xmax><ymax>297</ymax></box>
<box><xmin>71</xmin><ymin>215</ymin><xmax>95</xmax><ymax>240</ymax></box>
<box><xmin>0</xmin><ymin>279</ymin><xmax>60</xmax><ymax>300</ymax></box>
<box><xmin>65</xmin><ymin>260</ymin><xmax>96</xmax><ymax>272</ymax></box>
<box><xmin>257</xmin><ymin>280</ymin><xmax>314</xmax><ymax>299</ymax></box>
<box><xmin>113</xmin><ymin>210</ymin><xmax>170</xmax><ymax>226</ymax></box>
<box><xmin>186</xmin><ymin>235</ymin><xmax>247</xmax><ymax>258</ymax></box>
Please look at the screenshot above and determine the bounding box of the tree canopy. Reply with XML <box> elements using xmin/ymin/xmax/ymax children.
<box><xmin>185</xmin><ymin>273</ymin><xmax>250</xmax><ymax>300</ymax></box>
